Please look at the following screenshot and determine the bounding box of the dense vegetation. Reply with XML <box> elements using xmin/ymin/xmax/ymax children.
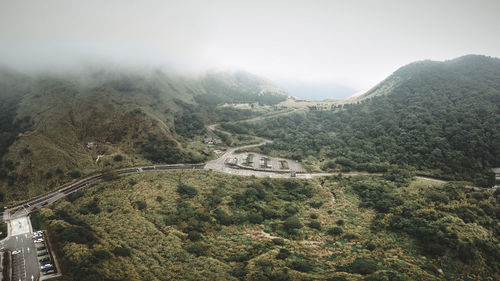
<box><xmin>34</xmin><ymin>170</ymin><xmax>499</xmax><ymax>280</ymax></box>
<box><xmin>223</xmin><ymin>55</ymin><xmax>500</xmax><ymax>186</ymax></box>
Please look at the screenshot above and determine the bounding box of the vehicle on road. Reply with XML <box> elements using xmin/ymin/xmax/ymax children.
<box><xmin>37</xmin><ymin>246</ymin><xmax>46</xmax><ymax>251</ymax></box>
<box><xmin>12</xmin><ymin>250</ymin><xmax>21</xmax><ymax>255</ymax></box>
<box><xmin>41</xmin><ymin>202</ymin><xmax>48</xmax><ymax>206</ymax></box>
<box><xmin>37</xmin><ymin>251</ymin><xmax>48</xmax><ymax>257</ymax></box>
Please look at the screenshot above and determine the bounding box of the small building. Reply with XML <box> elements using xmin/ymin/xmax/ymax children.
<box><xmin>492</xmin><ymin>168</ymin><xmax>500</xmax><ymax>178</ymax></box>
<box><xmin>203</xmin><ymin>137</ymin><xmax>222</xmax><ymax>145</ymax></box>
<box><xmin>86</xmin><ymin>142</ymin><xmax>97</xmax><ymax>149</ymax></box>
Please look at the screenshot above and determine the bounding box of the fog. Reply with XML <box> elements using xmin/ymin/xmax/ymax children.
<box><xmin>1</xmin><ymin>0</ymin><xmax>499</xmax><ymax>94</ymax></box>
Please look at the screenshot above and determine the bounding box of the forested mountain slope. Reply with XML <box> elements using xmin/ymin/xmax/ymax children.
<box><xmin>0</xmin><ymin>68</ymin><xmax>287</xmax><ymax>202</ymax></box>
<box><xmin>224</xmin><ymin>55</ymin><xmax>500</xmax><ymax>186</ymax></box>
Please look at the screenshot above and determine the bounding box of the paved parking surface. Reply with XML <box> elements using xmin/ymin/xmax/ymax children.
<box><xmin>10</xmin><ymin>217</ymin><xmax>31</xmax><ymax>236</ymax></box>
<box><xmin>3</xmin><ymin>233</ymin><xmax>39</xmax><ymax>281</ymax></box>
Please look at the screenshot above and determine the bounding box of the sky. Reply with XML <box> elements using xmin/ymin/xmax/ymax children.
<box><xmin>1</xmin><ymin>0</ymin><xmax>499</xmax><ymax>93</ymax></box>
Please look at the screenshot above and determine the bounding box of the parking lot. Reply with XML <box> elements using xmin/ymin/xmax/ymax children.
<box><xmin>231</xmin><ymin>152</ymin><xmax>305</xmax><ymax>173</ymax></box>
<box><xmin>32</xmin><ymin>230</ymin><xmax>58</xmax><ymax>277</ymax></box>
<box><xmin>7</xmin><ymin>229</ymin><xmax>58</xmax><ymax>281</ymax></box>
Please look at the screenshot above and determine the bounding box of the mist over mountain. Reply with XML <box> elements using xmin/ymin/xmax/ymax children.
<box><xmin>0</xmin><ymin>66</ymin><xmax>286</xmax><ymax>200</ymax></box>
<box><xmin>273</xmin><ymin>79</ymin><xmax>357</xmax><ymax>100</ymax></box>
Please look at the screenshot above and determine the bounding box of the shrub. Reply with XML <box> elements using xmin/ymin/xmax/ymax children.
<box><xmin>272</xmin><ymin>238</ymin><xmax>285</xmax><ymax>246</ymax></box>
<box><xmin>214</xmin><ymin>209</ymin><xmax>233</xmax><ymax>225</ymax></box>
<box><xmin>310</xmin><ymin>213</ymin><xmax>318</xmax><ymax>219</ymax></box>
<box><xmin>308</xmin><ymin>221</ymin><xmax>321</xmax><ymax>230</ymax></box>
<box><xmin>289</xmin><ymin>259</ymin><xmax>313</xmax><ymax>272</ymax></box>
<box><xmin>113</xmin><ymin>247</ymin><xmax>131</xmax><ymax>257</ymax></box>
<box><xmin>309</xmin><ymin>200</ymin><xmax>323</xmax><ymax>208</ymax></box>
<box><xmin>336</xmin><ymin>219</ymin><xmax>344</xmax><ymax>226</ymax></box>
<box><xmin>177</xmin><ymin>184</ymin><xmax>198</xmax><ymax>198</ymax></box>
<box><xmin>350</xmin><ymin>258</ymin><xmax>378</xmax><ymax>275</ymax></box>
<box><xmin>248</xmin><ymin>212</ymin><xmax>264</xmax><ymax>224</ymax></box>
<box><xmin>67</xmin><ymin>191</ymin><xmax>83</xmax><ymax>203</ymax></box>
<box><xmin>134</xmin><ymin>201</ymin><xmax>147</xmax><ymax>210</ymax></box>
<box><xmin>276</xmin><ymin>248</ymin><xmax>291</xmax><ymax>260</ymax></box>
<box><xmin>186</xmin><ymin>243</ymin><xmax>205</xmax><ymax>256</ymax></box>
<box><xmin>69</xmin><ymin>170</ymin><xmax>81</xmax><ymax>179</ymax></box>
<box><xmin>283</xmin><ymin>217</ymin><xmax>303</xmax><ymax>232</ymax></box>
<box><xmin>327</xmin><ymin>227</ymin><xmax>342</xmax><ymax>236</ymax></box>
<box><xmin>93</xmin><ymin>249</ymin><xmax>111</xmax><ymax>260</ymax></box>
<box><xmin>113</xmin><ymin>154</ymin><xmax>123</xmax><ymax>162</ymax></box>
<box><xmin>187</xmin><ymin>231</ymin><xmax>202</xmax><ymax>242</ymax></box>
<box><xmin>58</xmin><ymin>226</ymin><xmax>96</xmax><ymax>245</ymax></box>
<box><xmin>230</xmin><ymin>268</ymin><xmax>247</xmax><ymax>278</ymax></box>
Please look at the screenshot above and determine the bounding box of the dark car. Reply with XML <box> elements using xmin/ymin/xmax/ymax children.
<box><xmin>42</xmin><ymin>269</ymin><xmax>55</xmax><ymax>275</ymax></box>
<box><xmin>37</xmin><ymin>252</ymin><xmax>48</xmax><ymax>257</ymax></box>
<box><xmin>41</xmin><ymin>202</ymin><xmax>48</xmax><ymax>206</ymax></box>
<box><xmin>40</xmin><ymin>260</ymin><xmax>51</xmax><ymax>266</ymax></box>
<box><xmin>37</xmin><ymin>246</ymin><xmax>46</xmax><ymax>251</ymax></box>
<box><xmin>39</xmin><ymin>257</ymin><xmax>50</xmax><ymax>263</ymax></box>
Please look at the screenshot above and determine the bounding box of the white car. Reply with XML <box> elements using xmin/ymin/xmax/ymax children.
<box><xmin>12</xmin><ymin>250</ymin><xmax>21</xmax><ymax>255</ymax></box>
<box><xmin>34</xmin><ymin>238</ymin><xmax>44</xmax><ymax>243</ymax></box>
<box><xmin>40</xmin><ymin>264</ymin><xmax>53</xmax><ymax>270</ymax></box>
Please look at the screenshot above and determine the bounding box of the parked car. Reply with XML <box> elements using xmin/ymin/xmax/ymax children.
<box><xmin>12</xmin><ymin>250</ymin><xmax>21</xmax><ymax>255</ymax></box>
<box><xmin>37</xmin><ymin>252</ymin><xmax>48</xmax><ymax>257</ymax></box>
<box><xmin>34</xmin><ymin>238</ymin><xmax>44</xmax><ymax>243</ymax></box>
<box><xmin>37</xmin><ymin>246</ymin><xmax>46</xmax><ymax>251</ymax></box>
<box><xmin>42</xmin><ymin>269</ymin><xmax>55</xmax><ymax>275</ymax></box>
<box><xmin>40</xmin><ymin>259</ymin><xmax>51</xmax><ymax>266</ymax></box>
<box><xmin>39</xmin><ymin>257</ymin><xmax>50</xmax><ymax>263</ymax></box>
<box><xmin>40</xmin><ymin>264</ymin><xmax>53</xmax><ymax>270</ymax></box>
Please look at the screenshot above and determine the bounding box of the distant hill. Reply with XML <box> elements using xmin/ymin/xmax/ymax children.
<box><xmin>357</xmin><ymin>54</ymin><xmax>500</xmax><ymax>100</ymax></box>
<box><xmin>0</xmin><ymin>67</ymin><xmax>287</xmax><ymax>202</ymax></box>
<box><xmin>226</xmin><ymin>55</ymin><xmax>500</xmax><ymax>186</ymax></box>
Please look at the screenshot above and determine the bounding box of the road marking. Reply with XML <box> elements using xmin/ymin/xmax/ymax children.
<box><xmin>27</xmin><ymin>247</ymin><xmax>29</xmax><ymax>253</ymax></box>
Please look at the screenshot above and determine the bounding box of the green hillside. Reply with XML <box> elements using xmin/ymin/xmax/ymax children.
<box><xmin>0</xmin><ymin>68</ymin><xmax>287</xmax><ymax>202</ymax></box>
<box><xmin>224</xmin><ymin>55</ymin><xmax>500</xmax><ymax>186</ymax></box>
<box><xmin>33</xmin><ymin>171</ymin><xmax>499</xmax><ymax>280</ymax></box>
